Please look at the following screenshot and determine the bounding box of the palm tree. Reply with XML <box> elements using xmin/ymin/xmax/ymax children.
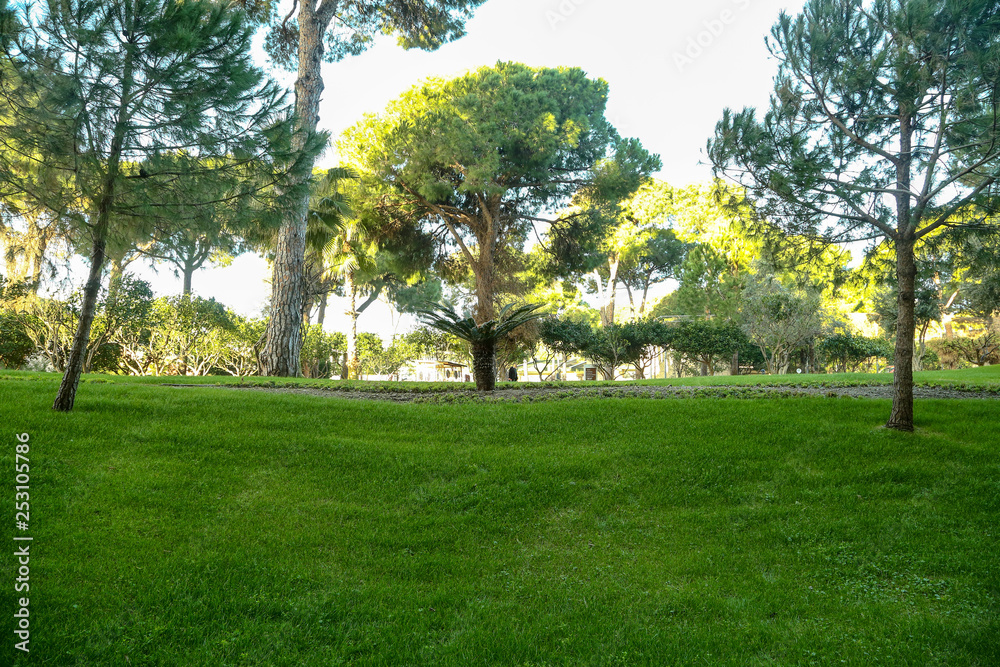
<box><xmin>321</xmin><ymin>212</ymin><xmax>380</xmax><ymax>379</ymax></box>
<box><xmin>417</xmin><ymin>302</ymin><xmax>544</xmax><ymax>391</ymax></box>
<box><xmin>306</xmin><ymin>166</ymin><xmax>355</xmax><ymax>320</ymax></box>
<box><xmin>314</xmin><ymin>172</ymin><xmax>436</xmax><ymax>379</ymax></box>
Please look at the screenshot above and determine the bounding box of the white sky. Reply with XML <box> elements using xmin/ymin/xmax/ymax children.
<box><xmin>53</xmin><ymin>0</ymin><xmax>809</xmax><ymax>340</ymax></box>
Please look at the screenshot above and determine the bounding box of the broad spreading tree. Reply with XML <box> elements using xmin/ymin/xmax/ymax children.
<box><xmin>563</xmin><ymin>201</ymin><xmax>685</xmax><ymax>327</ymax></box>
<box><xmin>637</xmin><ymin>181</ymin><xmax>760</xmax><ymax>324</ymax></box>
<box><xmin>0</xmin><ymin>0</ymin><xmax>308</xmax><ymax>410</ymax></box>
<box><xmin>709</xmin><ymin>0</ymin><xmax>1000</xmax><ymax>430</ymax></box>
<box><xmin>133</xmin><ymin>154</ymin><xmax>281</xmax><ymax>296</ymax></box>
<box><xmin>341</xmin><ymin>62</ymin><xmax>659</xmax><ymax>327</ymax></box>
<box><xmin>741</xmin><ymin>276</ymin><xmax>824</xmax><ymax>375</ymax></box>
<box><xmin>246</xmin><ymin>0</ymin><xmax>488</xmax><ymax>377</ymax></box>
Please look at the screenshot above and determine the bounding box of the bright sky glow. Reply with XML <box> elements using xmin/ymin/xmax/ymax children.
<box><xmin>52</xmin><ymin>0</ymin><xmax>809</xmax><ymax>340</ymax></box>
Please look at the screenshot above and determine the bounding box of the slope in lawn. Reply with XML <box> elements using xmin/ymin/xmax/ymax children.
<box><xmin>2</xmin><ymin>379</ymin><xmax>998</xmax><ymax>665</ymax></box>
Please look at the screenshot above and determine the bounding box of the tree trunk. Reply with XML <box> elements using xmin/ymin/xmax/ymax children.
<box><xmin>54</xmin><ymin>29</ymin><xmax>136</xmax><ymax>411</ymax></box>
<box><xmin>887</xmin><ymin>107</ymin><xmax>916</xmax><ymax>432</ymax></box>
<box><xmin>107</xmin><ymin>257</ymin><xmax>124</xmax><ymax>300</ymax></box>
<box><xmin>182</xmin><ymin>263</ymin><xmax>194</xmax><ymax>296</ymax></box>
<box><xmin>28</xmin><ymin>229</ymin><xmax>48</xmax><ymax>293</ymax></box>
<box><xmin>603</xmin><ymin>258</ymin><xmax>620</xmax><ymax>327</ymax></box>
<box><xmin>887</xmin><ymin>237</ymin><xmax>916</xmax><ymax>431</ymax></box>
<box><xmin>473</xmin><ymin>240</ymin><xmax>496</xmax><ymax>324</ymax></box>
<box><xmin>730</xmin><ymin>351</ymin><xmax>739</xmax><ymax>375</ymax></box>
<box><xmin>763</xmin><ymin>349</ymin><xmax>774</xmax><ymax>375</ymax></box>
<box><xmin>259</xmin><ymin>0</ymin><xmax>334</xmax><ymax>377</ymax></box>
<box><xmin>471</xmin><ymin>342</ymin><xmax>496</xmax><ymax>391</ymax></box>
<box><xmin>346</xmin><ymin>272</ymin><xmax>360</xmax><ymax>380</ymax></box>
<box><xmin>914</xmin><ymin>320</ymin><xmax>930</xmax><ymax>371</ymax></box>
<box><xmin>591</xmin><ymin>270</ymin><xmax>607</xmax><ymax>326</ymax></box>
<box><xmin>53</xmin><ymin>221</ymin><xmax>108</xmax><ymax>411</ymax></box>
<box><xmin>316</xmin><ymin>292</ymin><xmax>327</xmax><ymax>327</ymax></box>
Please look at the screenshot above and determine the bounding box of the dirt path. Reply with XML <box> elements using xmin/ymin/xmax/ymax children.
<box><xmin>221</xmin><ymin>383</ymin><xmax>1000</xmax><ymax>404</ymax></box>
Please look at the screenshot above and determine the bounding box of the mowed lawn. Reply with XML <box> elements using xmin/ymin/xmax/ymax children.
<box><xmin>2</xmin><ymin>376</ymin><xmax>998</xmax><ymax>665</ymax></box>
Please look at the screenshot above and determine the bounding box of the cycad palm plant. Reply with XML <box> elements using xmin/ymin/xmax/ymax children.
<box><xmin>417</xmin><ymin>302</ymin><xmax>544</xmax><ymax>391</ymax></box>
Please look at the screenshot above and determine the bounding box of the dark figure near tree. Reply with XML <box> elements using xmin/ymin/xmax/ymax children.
<box><xmin>508</xmin><ymin>367</ymin><xmax>518</xmax><ymax>382</ymax></box>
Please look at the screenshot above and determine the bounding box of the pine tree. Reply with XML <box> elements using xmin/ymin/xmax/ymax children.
<box><xmin>240</xmin><ymin>0</ymin><xmax>489</xmax><ymax>377</ymax></box>
<box><xmin>0</xmin><ymin>0</ymin><xmax>316</xmax><ymax>411</ymax></box>
<box><xmin>709</xmin><ymin>0</ymin><xmax>1000</xmax><ymax>430</ymax></box>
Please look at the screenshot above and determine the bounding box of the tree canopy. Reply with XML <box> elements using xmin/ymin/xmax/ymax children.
<box><xmin>250</xmin><ymin>0</ymin><xmax>487</xmax><ymax>377</ymax></box>
<box><xmin>0</xmin><ymin>0</ymin><xmax>308</xmax><ymax>410</ymax></box>
<box><xmin>708</xmin><ymin>0</ymin><xmax>1000</xmax><ymax>430</ymax></box>
<box><xmin>341</xmin><ymin>61</ymin><xmax>660</xmax><ymax>325</ymax></box>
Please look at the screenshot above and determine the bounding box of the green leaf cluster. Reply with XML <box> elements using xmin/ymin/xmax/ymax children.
<box><xmin>417</xmin><ymin>302</ymin><xmax>544</xmax><ymax>346</ymax></box>
<box><xmin>817</xmin><ymin>332</ymin><xmax>893</xmax><ymax>373</ymax></box>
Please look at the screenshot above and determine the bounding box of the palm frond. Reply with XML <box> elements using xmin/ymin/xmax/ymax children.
<box><xmin>416</xmin><ymin>302</ymin><xmax>544</xmax><ymax>344</ymax></box>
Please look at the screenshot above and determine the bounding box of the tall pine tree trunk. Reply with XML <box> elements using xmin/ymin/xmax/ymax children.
<box><xmin>472</xmin><ymin>253</ymin><xmax>497</xmax><ymax>391</ymax></box>
<box><xmin>887</xmin><ymin>110</ymin><xmax>916</xmax><ymax>431</ymax></box>
<box><xmin>182</xmin><ymin>262</ymin><xmax>194</xmax><ymax>296</ymax></box>
<box><xmin>27</xmin><ymin>219</ymin><xmax>49</xmax><ymax>293</ymax></box>
<box><xmin>53</xmin><ymin>220</ymin><xmax>108</xmax><ymax>410</ymax></box>
<box><xmin>596</xmin><ymin>257</ymin><xmax>620</xmax><ymax>328</ymax></box>
<box><xmin>473</xmin><ymin>231</ymin><xmax>496</xmax><ymax>324</ymax></box>
<box><xmin>53</xmin><ymin>35</ymin><xmax>135</xmax><ymax>411</ymax></box>
<box><xmin>259</xmin><ymin>1</ymin><xmax>334</xmax><ymax>377</ymax></box>
<box><xmin>887</xmin><ymin>237</ymin><xmax>917</xmax><ymax>431</ymax></box>
<box><xmin>107</xmin><ymin>257</ymin><xmax>124</xmax><ymax>300</ymax></box>
<box><xmin>468</xmin><ymin>208</ymin><xmax>500</xmax><ymax>388</ymax></box>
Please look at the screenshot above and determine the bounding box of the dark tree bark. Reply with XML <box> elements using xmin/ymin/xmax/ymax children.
<box><xmin>316</xmin><ymin>292</ymin><xmax>327</xmax><ymax>327</ymax></box>
<box><xmin>52</xmin><ymin>220</ymin><xmax>108</xmax><ymax>411</ymax></box>
<box><xmin>471</xmin><ymin>342</ymin><xmax>496</xmax><ymax>391</ymax></box>
<box><xmin>887</xmin><ymin>237</ymin><xmax>917</xmax><ymax>431</ymax></box>
<box><xmin>182</xmin><ymin>263</ymin><xmax>195</xmax><ymax>296</ymax></box>
<box><xmin>259</xmin><ymin>0</ymin><xmax>336</xmax><ymax>377</ymax></box>
<box><xmin>887</xmin><ymin>110</ymin><xmax>916</xmax><ymax>431</ymax></box>
<box><xmin>473</xmin><ymin>251</ymin><xmax>496</xmax><ymax>324</ymax></box>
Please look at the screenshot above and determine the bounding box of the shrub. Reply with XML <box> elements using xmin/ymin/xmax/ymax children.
<box><xmin>817</xmin><ymin>332</ymin><xmax>893</xmax><ymax>373</ymax></box>
<box><xmin>0</xmin><ymin>309</ymin><xmax>36</xmax><ymax>369</ymax></box>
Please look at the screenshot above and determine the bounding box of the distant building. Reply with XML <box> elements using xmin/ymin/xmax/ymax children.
<box><xmin>399</xmin><ymin>359</ymin><xmax>469</xmax><ymax>383</ymax></box>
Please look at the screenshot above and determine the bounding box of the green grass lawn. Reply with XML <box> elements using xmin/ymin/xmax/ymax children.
<box><xmin>2</xmin><ymin>374</ymin><xmax>998</xmax><ymax>665</ymax></box>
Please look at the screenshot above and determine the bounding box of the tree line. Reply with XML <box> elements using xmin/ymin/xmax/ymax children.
<box><xmin>2</xmin><ymin>0</ymin><xmax>1000</xmax><ymax>432</ymax></box>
